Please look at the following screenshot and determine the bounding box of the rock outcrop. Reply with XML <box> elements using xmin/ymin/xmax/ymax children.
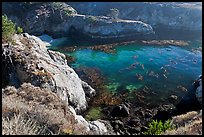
<box><xmin>110</xmin><ymin>104</ymin><xmax>130</xmax><ymax>117</ymax></box>
<box><xmin>3</xmin><ymin>33</ymin><xmax>93</xmax><ymax>113</ymax></box>
<box><xmin>2</xmin><ymin>33</ymin><xmax>115</xmax><ymax>134</ymax></box>
<box><xmin>2</xmin><ymin>2</ymin><xmax>154</xmax><ymax>41</ymax></box>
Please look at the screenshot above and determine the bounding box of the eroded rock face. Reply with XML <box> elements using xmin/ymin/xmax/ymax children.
<box><xmin>68</xmin><ymin>2</ymin><xmax>202</xmax><ymax>40</ymax></box>
<box><xmin>68</xmin><ymin>2</ymin><xmax>202</xmax><ymax>31</ymax></box>
<box><xmin>2</xmin><ymin>33</ymin><xmax>95</xmax><ymax>114</ymax></box>
<box><xmin>2</xmin><ymin>2</ymin><xmax>155</xmax><ymax>41</ymax></box>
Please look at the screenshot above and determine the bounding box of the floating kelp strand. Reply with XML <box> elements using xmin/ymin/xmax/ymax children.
<box><xmin>135</xmin><ymin>73</ymin><xmax>144</xmax><ymax>81</ymax></box>
<box><xmin>164</xmin><ymin>64</ymin><xmax>170</xmax><ymax>67</ymax></box>
<box><xmin>147</xmin><ymin>70</ymin><xmax>159</xmax><ymax>78</ymax></box>
<box><xmin>163</xmin><ymin>74</ymin><xmax>167</xmax><ymax>79</ymax></box>
<box><xmin>176</xmin><ymin>85</ymin><xmax>188</xmax><ymax>92</ymax></box>
<box><xmin>140</xmin><ymin>64</ymin><xmax>145</xmax><ymax>70</ymax></box>
<box><xmin>160</xmin><ymin>67</ymin><xmax>168</xmax><ymax>74</ymax></box>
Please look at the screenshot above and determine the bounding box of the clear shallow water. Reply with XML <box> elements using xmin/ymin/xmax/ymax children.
<box><xmin>50</xmin><ymin>40</ymin><xmax>202</xmax><ymax>104</ymax></box>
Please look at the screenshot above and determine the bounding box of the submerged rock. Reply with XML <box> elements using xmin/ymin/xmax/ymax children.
<box><xmin>111</xmin><ymin>104</ymin><xmax>130</xmax><ymax>117</ymax></box>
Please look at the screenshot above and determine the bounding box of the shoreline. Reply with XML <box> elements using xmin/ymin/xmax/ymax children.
<box><xmin>57</xmin><ymin>39</ymin><xmax>192</xmax><ymax>54</ymax></box>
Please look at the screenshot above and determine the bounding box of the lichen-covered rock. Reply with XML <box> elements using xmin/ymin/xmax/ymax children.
<box><xmin>2</xmin><ymin>33</ymin><xmax>95</xmax><ymax>113</ymax></box>
<box><xmin>2</xmin><ymin>34</ymin><xmax>114</xmax><ymax>134</ymax></box>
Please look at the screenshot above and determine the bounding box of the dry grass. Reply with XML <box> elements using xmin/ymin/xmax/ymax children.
<box><xmin>2</xmin><ymin>83</ymin><xmax>88</xmax><ymax>135</ymax></box>
<box><xmin>171</xmin><ymin>111</ymin><xmax>198</xmax><ymax>126</ymax></box>
<box><xmin>163</xmin><ymin>110</ymin><xmax>202</xmax><ymax>135</ymax></box>
<box><xmin>2</xmin><ymin>113</ymin><xmax>47</xmax><ymax>135</ymax></box>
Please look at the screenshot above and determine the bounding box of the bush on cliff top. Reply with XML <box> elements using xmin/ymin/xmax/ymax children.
<box><xmin>2</xmin><ymin>15</ymin><xmax>23</xmax><ymax>43</ymax></box>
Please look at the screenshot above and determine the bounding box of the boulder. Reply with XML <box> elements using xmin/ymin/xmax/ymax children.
<box><xmin>110</xmin><ymin>104</ymin><xmax>130</xmax><ymax>117</ymax></box>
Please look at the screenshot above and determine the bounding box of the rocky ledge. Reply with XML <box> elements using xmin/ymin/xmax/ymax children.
<box><xmin>2</xmin><ymin>33</ymin><xmax>114</xmax><ymax>135</ymax></box>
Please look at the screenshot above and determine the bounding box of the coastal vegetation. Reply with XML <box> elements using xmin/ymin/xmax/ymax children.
<box><xmin>143</xmin><ymin>119</ymin><xmax>175</xmax><ymax>135</ymax></box>
<box><xmin>2</xmin><ymin>15</ymin><xmax>23</xmax><ymax>43</ymax></box>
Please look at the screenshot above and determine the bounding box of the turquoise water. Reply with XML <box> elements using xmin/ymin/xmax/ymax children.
<box><xmin>51</xmin><ymin>40</ymin><xmax>202</xmax><ymax>104</ymax></box>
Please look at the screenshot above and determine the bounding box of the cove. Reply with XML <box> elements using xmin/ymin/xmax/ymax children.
<box><xmin>45</xmin><ymin>35</ymin><xmax>201</xmax><ymax>106</ymax></box>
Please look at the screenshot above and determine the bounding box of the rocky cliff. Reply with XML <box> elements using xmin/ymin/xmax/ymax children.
<box><xmin>2</xmin><ymin>33</ymin><xmax>114</xmax><ymax>135</ymax></box>
<box><xmin>2</xmin><ymin>2</ymin><xmax>154</xmax><ymax>42</ymax></box>
<box><xmin>68</xmin><ymin>2</ymin><xmax>202</xmax><ymax>40</ymax></box>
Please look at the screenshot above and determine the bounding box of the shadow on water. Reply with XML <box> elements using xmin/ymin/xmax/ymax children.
<box><xmin>153</xmin><ymin>80</ymin><xmax>202</xmax><ymax>122</ymax></box>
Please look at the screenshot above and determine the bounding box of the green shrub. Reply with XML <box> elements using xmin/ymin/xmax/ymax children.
<box><xmin>52</xmin><ymin>2</ymin><xmax>63</xmax><ymax>9</ymax></box>
<box><xmin>64</xmin><ymin>10</ymin><xmax>75</xmax><ymax>16</ymax></box>
<box><xmin>143</xmin><ymin>119</ymin><xmax>175</xmax><ymax>135</ymax></box>
<box><xmin>2</xmin><ymin>15</ymin><xmax>16</xmax><ymax>42</ymax></box>
<box><xmin>2</xmin><ymin>15</ymin><xmax>23</xmax><ymax>43</ymax></box>
<box><xmin>17</xmin><ymin>26</ymin><xmax>23</xmax><ymax>34</ymax></box>
<box><xmin>87</xmin><ymin>16</ymin><xmax>98</xmax><ymax>23</ymax></box>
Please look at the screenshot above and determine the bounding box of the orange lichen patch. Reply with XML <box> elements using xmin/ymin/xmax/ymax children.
<box><xmin>32</xmin><ymin>70</ymin><xmax>53</xmax><ymax>81</ymax></box>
